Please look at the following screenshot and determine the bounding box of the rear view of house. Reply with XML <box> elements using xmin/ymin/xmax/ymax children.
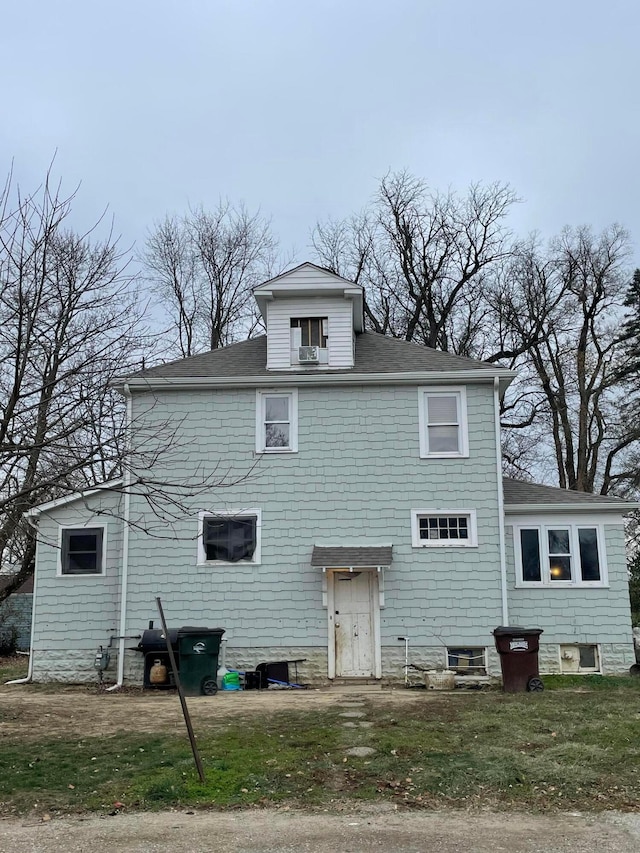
<box><xmin>25</xmin><ymin>264</ymin><xmax>637</xmax><ymax>686</ymax></box>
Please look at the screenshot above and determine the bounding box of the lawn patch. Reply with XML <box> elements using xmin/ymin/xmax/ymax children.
<box><xmin>1</xmin><ymin>685</ymin><xmax>640</xmax><ymax>816</ymax></box>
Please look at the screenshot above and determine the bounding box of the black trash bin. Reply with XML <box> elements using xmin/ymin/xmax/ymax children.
<box><xmin>493</xmin><ymin>627</ymin><xmax>544</xmax><ymax>693</ymax></box>
<box><xmin>177</xmin><ymin>627</ymin><xmax>225</xmax><ymax>696</ymax></box>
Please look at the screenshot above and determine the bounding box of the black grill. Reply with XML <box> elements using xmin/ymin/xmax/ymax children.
<box><xmin>137</xmin><ymin>628</ymin><xmax>180</xmax><ymax>654</ymax></box>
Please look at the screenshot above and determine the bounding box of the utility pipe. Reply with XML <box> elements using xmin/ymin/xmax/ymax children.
<box><xmin>494</xmin><ymin>377</ymin><xmax>509</xmax><ymax>626</ymax></box>
<box><xmin>107</xmin><ymin>382</ymin><xmax>133</xmax><ymax>692</ymax></box>
<box><xmin>397</xmin><ymin>636</ymin><xmax>409</xmax><ymax>686</ymax></box>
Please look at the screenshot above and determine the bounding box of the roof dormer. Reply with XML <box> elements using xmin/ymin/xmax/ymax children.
<box><xmin>253</xmin><ymin>262</ymin><xmax>364</xmax><ymax>370</ymax></box>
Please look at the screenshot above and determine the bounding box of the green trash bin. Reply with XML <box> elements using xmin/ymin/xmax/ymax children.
<box><xmin>177</xmin><ymin>627</ymin><xmax>225</xmax><ymax>696</ymax></box>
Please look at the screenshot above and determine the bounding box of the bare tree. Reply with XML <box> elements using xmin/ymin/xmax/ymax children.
<box><xmin>142</xmin><ymin>202</ymin><xmax>278</xmax><ymax>357</ymax></box>
<box><xmin>0</xmin><ymin>167</ymin><xmax>148</xmax><ymax>602</ymax></box>
<box><xmin>313</xmin><ymin>171</ymin><xmax>521</xmax><ymax>359</ymax></box>
<box><xmin>314</xmin><ymin>173</ymin><xmax>639</xmax><ymax>494</ymax></box>
<box><xmin>499</xmin><ymin>225</ymin><xmax>635</xmax><ymax>493</ymax></box>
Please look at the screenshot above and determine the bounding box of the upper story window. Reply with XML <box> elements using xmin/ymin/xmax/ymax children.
<box><xmin>256</xmin><ymin>390</ymin><xmax>298</xmax><ymax>453</ymax></box>
<box><xmin>198</xmin><ymin>510</ymin><xmax>262</xmax><ymax>565</ymax></box>
<box><xmin>290</xmin><ymin>317</ymin><xmax>328</xmax><ymax>348</ymax></box>
<box><xmin>59</xmin><ymin>526</ymin><xmax>105</xmax><ymax>576</ymax></box>
<box><xmin>515</xmin><ymin>524</ymin><xmax>606</xmax><ymax>587</ymax></box>
<box><xmin>418</xmin><ymin>387</ymin><xmax>468</xmax><ymax>458</ymax></box>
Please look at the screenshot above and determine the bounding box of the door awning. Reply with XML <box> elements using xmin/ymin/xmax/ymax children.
<box><xmin>311</xmin><ymin>545</ymin><xmax>392</xmax><ymax>568</ymax></box>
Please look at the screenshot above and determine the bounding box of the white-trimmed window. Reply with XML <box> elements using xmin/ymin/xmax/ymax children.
<box><xmin>256</xmin><ymin>390</ymin><xmax>298</xmax><ymax>453</ymax></box>
<box><xmin>560</xmin><ymin>644</ymin><xmax>601</xmax><ymax>674</ymax></box>
<box><xmin>515</xmin><ymin>524</ymin><xmax>606</xmax><ymax>587</ymax></box>
<box><xmin>411</xmin><ymin>510</ymin><xmax>478</xmax><ymax>547</ymax></box>
<box><xmin>197</xmin><ymin>509</ymin><xmax>262</xmax><ymax>565</ymax></box>
<box><xmin>58</xmin><ymin>525</ymin><xmax>106</xmax><ymax>576</ymax></box>
<box><xmin>418</xmin><ymin>387</ymin><xmax>468</xmax><ymax>458</ymax></box>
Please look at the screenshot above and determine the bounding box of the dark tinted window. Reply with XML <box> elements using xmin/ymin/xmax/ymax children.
<box><xmin>61</xmin><ymin>528</ymin><xmax>104</xmax><ymax>575</ymax></box>
<box><xmin>578</xmin><ymin>528</ymin><xmax>601</xmax><ymax>581</ymax></box>
<box><xmin>203</xmin><ymin>516</ymin><xmax>257</xmax><ymax>562</ymax></box>
<box><xmin>520</xmin><ymin>529</ymin><xmax>541</xmax><ymax>582</ymax></box>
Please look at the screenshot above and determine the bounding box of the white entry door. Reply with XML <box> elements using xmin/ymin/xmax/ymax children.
<box><xmin>333</xmin><ymin>571</ymin><xmax>376</xmax><ymax>677</ymax></box>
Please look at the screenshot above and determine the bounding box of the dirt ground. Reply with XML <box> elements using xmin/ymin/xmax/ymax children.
<box><xmin>3</xmin><ymin>686</ymin><xmax>640</xmax><ymax>852</ymax></box>
<box><xmin>2</xmin><ymin>807</ymin><xmax>640</xmax><ymax>853</ymax></box>
<box><xmin>0</xmin><ymin>683</ymin><xmax>428</xmax><ymax>740</ymax></box>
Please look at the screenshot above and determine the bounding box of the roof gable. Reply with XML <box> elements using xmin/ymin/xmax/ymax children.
<box><xmin>253</xmin><ymin>261</ymin><xmax>365</xmax><ymax>336</ymax></box>
<box><xmin>253</xmin><ymin>262</ymin><xmax>359</xmax><ymax>291</ymax></box>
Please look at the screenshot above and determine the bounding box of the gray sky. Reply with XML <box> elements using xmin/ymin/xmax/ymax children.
<box><xmin>3</xmin><ymin>1</ymin><xmax>640</xmax><ymax>266</ymax></box>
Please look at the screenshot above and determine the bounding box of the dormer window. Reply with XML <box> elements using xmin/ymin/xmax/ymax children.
<box><xmin>290</xmin><ymin>318</ymin><xmax>328</xmax><ymax>348</ymax></box>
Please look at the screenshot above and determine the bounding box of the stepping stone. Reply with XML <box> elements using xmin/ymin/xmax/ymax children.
<box><xmin>339</xmin><ymin>711</ymin><xmax>365</xmax><ymax>718</ymax></box>
<box><xmin>345</xmin><ymin>746</ymin><xmax>376</xmax><ymax>757</ymax></box>
<box><xmin>342</xmin><ymin>722</ymin><xmax>358</xmax><ymax>728</ymax></box>
<box><xmin>358</xmin><ymin>721</ymin><xmax>374</xmax><ymax>728</ymax></box>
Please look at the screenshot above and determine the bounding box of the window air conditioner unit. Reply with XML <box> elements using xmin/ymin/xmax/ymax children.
<box><xmin>298</xmin><ymin>345</ymin><xmax>319</xmax><ymax>363</ymax></box>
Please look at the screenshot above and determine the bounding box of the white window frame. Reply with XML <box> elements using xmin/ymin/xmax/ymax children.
<box><xmin>256</xmin><ymin>389</ymin><xmax>298</xmax><ymax>453</ymax></box>
<box><xmin>559</xmin><ymin>643</ymin><xmax>602</xmax><ymax>674</ymax></box>
<box><xmin>411</xmin><ymin>509</ymin><xmax>478</xmax><ymax>548</ymax></box>
<box><xmin>197</xmin><ymin>509</ymin><xmax>262</xmax><ymax>566</ymax></box>
<box><xmin>418</xmin><ymin>387</ymin><xmax>469</xmax><ymax>458</ymax></box>
<box><xmin>57</xmin><ymin>522</ymin><xmax>107</xmax><ymax>577</ymax></box>
<box><xmin>513</xmin><ymin>518</ymin><xmax>608</xmax><ymax>588</ymax></box>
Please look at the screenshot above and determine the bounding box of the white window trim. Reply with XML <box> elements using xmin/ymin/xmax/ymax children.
<box><xmin>197</xmin><ymin>508</ymin><xmax>262</xmax><ymax>566</ymax></box>
<box><xmin>411</xmin><ymin>509</ymin><xmax>478</xmax><ymax>548</ymax></box>
<box><xmin>255</xmin><ymin>389</ymin><xmax>298</xmax><ymax>453</ymax></box>
<box><xmin>513</xmin><ymin>519</ymin><xmax>608</xmax><ymax>588</ymax></box>
<box><xmin>57</xmin><ymin>522</ymin><xmax>108</xmax><ymax>577</ymax></box>
<box><xmin>558</xmin><ymin>643</ymin><xmax>602</xmax><ymax>674</ymax></box>
<box><xmin>418</xmin><ymin>386</ymin><xmax>469</xmax><ymax>458</ymax></box>
<box><xmin>445</xmin><ymin>646</ymin><xmax>488</xmax><ymax>676</ymax></box>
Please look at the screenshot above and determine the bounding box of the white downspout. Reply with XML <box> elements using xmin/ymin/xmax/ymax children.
<box><xmin>5</xmin><ymin>515</ymin><xmax>39</xmax><ymax>685</ymax></box>
<box><xmin>107</xmin><ymin>382</ymin><xmax>132</xmax><ymax>691</ymax></box>
<box><xmin>494</xmin><ymin>377</ymin><xmax>509</xmax><ymax>626</ymax></box>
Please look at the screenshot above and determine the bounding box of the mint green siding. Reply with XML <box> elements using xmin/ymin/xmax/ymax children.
<box><xmin>30</xmin><ymin>492</ymin><xmax>124</xmax><ymax>681</ymax></box>
<box><xmin>123</xmin><ymin>382</ymin><xmax>502</xmax><ymax>651</ymax></box>
<box><xmin>505</xmin><ymin>522</ymin><xmax>633</xmax><ymax>644</ymax></box>
<box><xmin>31</xmin><ymin>379</ymin><xmax>635</xmax><ymax>683</ymax></box>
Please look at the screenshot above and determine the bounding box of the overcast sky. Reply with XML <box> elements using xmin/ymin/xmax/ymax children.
<box><xmin>3</xmin><ymin>1</ymin><xmax>639</xmax><ymax>268</ymax></box>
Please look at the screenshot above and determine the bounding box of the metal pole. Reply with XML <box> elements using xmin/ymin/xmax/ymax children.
<box><xmin>398</xmin><ymin>636</ymin><xmax>409</xmax><ymax>686</ymax></box>
<box><xmin>156</xmin><ymin>596</ymin><xmax>206</xmax><ymax>784</ymax></box>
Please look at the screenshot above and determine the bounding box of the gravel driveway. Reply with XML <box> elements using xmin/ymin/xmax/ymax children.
<box><xmin>3</xmin><ymin>807</ymin><xmax>640</xmax><ymax>853</ymax></box>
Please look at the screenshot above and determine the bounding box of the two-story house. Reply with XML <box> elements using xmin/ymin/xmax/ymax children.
<box><xmin>23</xmin><ymin>263</ymin><xmax>637</xmax><ymax>686</ymax></box>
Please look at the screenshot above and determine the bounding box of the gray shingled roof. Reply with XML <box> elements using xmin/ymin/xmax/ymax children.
<box><xmin>503</xmin><ymin>478</ymin><xmax>632</xmax><ymax>508</ymax></box>
<box><xmin>311</xmin><ymin>546</ymin><xmax>393</xmax><ymax>567</ymax></box>
<box><xmin>129</xmin><ymin>332</ymin><xmax>500</xmax><ymax>380</ymax></box>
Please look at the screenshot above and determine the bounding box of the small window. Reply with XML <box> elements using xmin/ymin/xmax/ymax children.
<box><xmin>60</xmin><ymin>527</ymin><xmax>104</xmax><ymax>575</ymax></box>
<box><xmin>418</xmin><ymin>388</ymin><xmax>468</xmax><ymax>458</ymax></box>
<box><xmin>560</xmin><ymin>644</ymin><xmax>601</xmax><ymax>674</ymax></box>
<box><xmin>290</xmin><ymin>317</ymin><xmax>328</xmax><ymax>348</ymax></box>
<box><xmin>198</xmin><ymin>510</ymin><xmax>261</xmax><ymax>565</ymax></box>
<box><xmin>516</xmin><ymin>525</ymin><xmax>604</xmax><ymax>587</ymax></box>
<box><xmin>411</xmin><ymin>510</ymin><xmax>477</xmax><ymax>547</ymax></box>
<box><xmin>256</xmin><ymin>390</ymin><xmax>298</xmax><ymax>453</ymax></box>
<box><xmin>447</xmin><ymin>647</ymin><xmax>487</xmax><ymax>675</ymax></box>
